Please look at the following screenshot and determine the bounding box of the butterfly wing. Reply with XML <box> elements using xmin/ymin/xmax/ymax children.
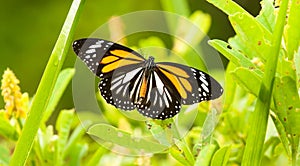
<box><xmin>73</xmin><ymin>38</ymin><xmax>146</xmax><ymax>111</ymax></box>
<box><xmin>73</xmin><ymin>38</ymin><xmax>146</xmax><ymax>76</ymax></box>
<box><xmin>133</xmin><ymin>68</ymin><xmax>182</xmax><ymax>119</ymax></box>
<box><xmin>156</xmin><ymin>62</ymin><xmax>223</xmax><ymax>105</ymax></box>
<box><xmin>134</xmin><ymin>62</ymin><xmax>223</xmax><ymax>120</ymax></box>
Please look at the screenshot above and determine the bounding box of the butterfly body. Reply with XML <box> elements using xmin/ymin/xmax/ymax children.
<box><xmin>73</xmin><ymin>38</ymin><xmax>223</xmax><ymax>120</ymax></box>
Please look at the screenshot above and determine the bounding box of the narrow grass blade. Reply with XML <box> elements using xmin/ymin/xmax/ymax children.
<box><xmin>64</xmin><ymin>121</ymin><xmax>92</xmax><ymax>157</ymax></box>
<box><xmin>86</xmin><ymin>147</ymin><xmax>107</xmax><ymax>166</ymax></box>
<box><xmin>69</xmin><ymin>144</ymin><xmax>88</xmax><ymax>166</ymax></box>
<box><xmin>10</xmin><ymin>0</ymin><xmax>85</xmax><ymax>165</ymax></box>
<box><xmin>242</xmin><ymin>0</ymin><xmax>289</xmax><ymax>165</ymax></box>
<box><xmin>211</xmin><ymin>146</ymin><xmax>231</xmax><ymax>166</ymax></box>
<box><xmin>195</xmin><ymin>144</ymin><xmax>217</xmax><ymax>166</ymax></box>
<box><xmin>55</xmin><ymin>110</ymin><xmax>75</xmax><ymax>166</ymax></box>
<box><xmin>42</xmin><ymin>68</ymin><xmax>75</xmax><ymax>123</ymax></box>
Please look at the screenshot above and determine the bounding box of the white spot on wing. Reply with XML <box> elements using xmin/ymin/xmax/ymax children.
<box><xmin>165</xmin><ymin>88</ymin><xmax>172</xmax><ymax>102</ymax></box>
<box><xmin>112</xmin><ymin>75</ymin><xmax>124</xmax><ymax>84</ymax></box>
<box><xmin>153</xmin><ymin>91</ymin><xmax>158</xmax><ymax>105</ymax></box>
<box><xmin>154</xmin><ymin>72</ymin><xmax>164</xmax><ymax>95</ymax></box>
<box><xmin>123</xmin><ymin>67</ymin><xmax>142</xmax><ymax>83</ymax></box>
<box><xmin>146</xmin><ymin>73</ymin><xmax>153</xmax><ymax>102</ymax></box>
<box><xmin>116</xmin><ymin>85</ymin><xmax>123</xmax><ymax>94</ymax></box>
<box><xmin>200</xmin><ymin>75</ymin><xmax>208</xmax><ymax>86</ymax></box>
<box><xmin>110</xmin><ymin>79</ymin><xmax>122</xmax><ymax>90</ymax></box>
<box><xmin>163</xmin><ymin>93</ymin><xmax>169</xmax><ymax>108</ymax></box>
<box><xmin>123</xmin><ymin>83</ymin><xmax>130</xmax><ymax>97</ymax></box>
<box><xmin>86</xmin><ymin>49</ymin><xmax>96</xmax><ymax>54</ymax></box>
<box><xmin>89</xmin><ymin>44</ymin><xmax>102</xmax><ymax>48</ymax></box>
<box><xmin>130</xmin><ymin>71</ymin><xmax>143</xmax><ymax>99</ymax></box>
<box><xmin>201</xmin><ymin>83</ymin><xmax>209</xmax><ymax>92</ymax></box>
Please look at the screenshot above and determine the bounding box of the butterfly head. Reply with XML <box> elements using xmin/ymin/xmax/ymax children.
<box><xmin>146</xmin><ymin>56</ymin><xmax>155</xmax><ymax>70</ymax></box>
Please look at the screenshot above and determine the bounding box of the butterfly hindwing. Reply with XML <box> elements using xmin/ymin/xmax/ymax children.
<box><xmin>156</xmin><ymin>62</ymin><xmax>223</xmax><ymax>105</ymax></box>
<box><xmin>99</xmin><ymin>64</ymin><xmax>145</xmax><ymax>111</ymax></box>
<box><xmin>134</xmin><ymin>69</ymin><xmax>182</xmax><ymax>119</ymax></box>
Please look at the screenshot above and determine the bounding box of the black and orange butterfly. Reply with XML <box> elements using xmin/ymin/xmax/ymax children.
<box><xmin>73</xmin><ymin>38</ymin><xmax>223</xmax><ymax>120</ymax></box>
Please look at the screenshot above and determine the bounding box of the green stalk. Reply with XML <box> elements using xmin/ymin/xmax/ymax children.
<box><xmin>10</xmin><ymin>0</ymin><xmax>85</xmax><ymax>165</ymax></box>
<box><xmin>241</xmin><ymin>0</ymin><xmax>289</xmax><ymax>165</ymax></box>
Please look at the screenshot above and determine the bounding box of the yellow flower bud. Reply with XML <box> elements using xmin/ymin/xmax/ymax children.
<box><xmin>1</xmin><ymin>68</ymin><xmax>29</xmax><ymax>119</ymax></box>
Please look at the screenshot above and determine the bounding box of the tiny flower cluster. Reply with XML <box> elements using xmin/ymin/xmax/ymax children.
<box><xmin>1</xmin><ymin>68</ymin><xmax>28</xmax><ymax>119</ymax></box>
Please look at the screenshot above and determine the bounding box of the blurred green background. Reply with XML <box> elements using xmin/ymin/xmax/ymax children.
<box><xmin>0</xmin><ymin>0</ymin><xmax>260</xmax><ymax>114</ymax></box>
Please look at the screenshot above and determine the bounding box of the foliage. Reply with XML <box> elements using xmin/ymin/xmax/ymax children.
<box><xmin>208</xmin><ymin>0</ymin><xmax>300</xmax><ymax>165</ymax></box>
<box><xmin>0</xmin><ymin>0</ymin><xmax>299</xmax><ymax>165</ymax></box>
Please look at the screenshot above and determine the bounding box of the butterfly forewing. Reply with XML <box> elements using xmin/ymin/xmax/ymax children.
<box><xmin>73</xmin><ymin>38</ymin><xmax>145</xmax><ymax>77</ymax></box>
<box><xmin>73</xmin><ymin>38</ymin><xmax>146</xmax><ymax>111</ymax></box>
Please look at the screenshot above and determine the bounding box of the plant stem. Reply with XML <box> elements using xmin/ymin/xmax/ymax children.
<box><xmin>241</xmin><ymin>0</ymin><xmax>289</xmax><ymax>165</ymax></box>
<box><xmin>291</xmin><ymin>136</ymin><xmax>299</xmax><ymax>166</ymax></box>
<box><xmin>9</xmin><ymin>0</ymin><xmax>85</xmax><ymax>165</ymax></box>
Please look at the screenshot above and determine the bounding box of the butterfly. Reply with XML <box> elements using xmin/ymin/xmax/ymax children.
<box><xmin>72</xmin><ymin>38</ymin><xmax>223</xmax><ymax>120</ymax></box>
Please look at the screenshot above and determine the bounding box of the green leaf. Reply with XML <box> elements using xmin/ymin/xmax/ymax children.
<box><xmin>10</xmin><ymin>0</ymin><xmax>85</xmax><ymax>165</ymax></box>
<box><xmin>55</xmin><ymin>110</ymin><xmax>75</xmax><ymax>166</ymax></box>
<box><xmin>87</xmin><ymin>124</ymin><xmax>168</xmax><ymax>153</ymax></box>
<box><xmin>174</xmin><ymin>139</ymin><xmax>195</xmax><ymax>165</ymax></box>
<box><xmin>270</xmin><ymin>114</ymin><xmax>291</xmax><ymax>157</ymax></box>
<box><xmin>295</xmin><ymin>49</ymin><xmax>300</xmax><ymax>90</ymax></box>
<box><xmin>228</xmin><ymin>13</ymin><xmax>272</xmax><ymax>62</ymax></box>
<box><xmin>170</xmin><ymin>146</ymin><xmax>191</xmax><ymax>166</ymax></box>
<box><xmin>211</xmin><ymin>146</ymin><xmax>231</xmax><ymax>166</ymax></box>
<box><xmin>42</xmin><ymin>68</ymin><xmax>75</xmax><ymax>123</ymax></box>
<box><xmin>64</xmin><ymin>121</ymin><xmax>91</xmax><ymax>158</ymax></box>
<box><xmin>69</xmin><ymin>144</ymin><xmax>88</xmax><ymax>166</ymax></box>
<box><xmin>173</xmin><ymin>10</ymin><xmax>211</xmax><ymax>55</ymax></box>
<box><xmin>171</xmin><ymin>11</ymin><xmax>211</xmax><ymax>69</ymax></box>
<box><xmin>189</xmin><ymin>10</ymin><xmax>211</xmax><ymax>34</ymax></box>
<box><xmin>148</xmin><ymin>121</ymin><xmax>172</xmax><ymax>146</ymax></box>
<box><xmin>223</xmin><ymin>62</ymin><xmax>237</xmax><ymax>112</ymax></box>
<box><xmin>160</xmin><ymin>0</ymin><xmax>190</xmax><ymax>17</ymax></box>
<box><xmin>201</xmin><ymin>108</ymin><xmax>218</xmax><ymax>140</ymax></box>
<box><xmin>34</xmin><ymin>125</ymin><xmax>56</xmax><ymax>165</ymax></box>
<box><xmin>208</xmin><ymin>40</ymin><xmax>261</xmax><ymax>75</ymax></box>
<box><xmin>0</xmin><ymin>115</ymin><xmax>18</xmax><ymax>141</ymax></box>
<box><xmin>0</xmin><ymin>145</ymin><xmax>10</xmax><ymax>165</ymax></box>
<box><xmin>206</xmin><ymin>0</ymin><xmax>247</xmax><ymax>16</ymax></box>
<box><xmin>285</xmin><ymin>0</ymin><xmax>300</xmax><ymax>60</ymax></box>
<box><xmin>231</xmin><ymin>67</ymin><xmax>262</xmax><ymax>97</ymax></box>
<box><xmin>277</xmin><ymin>56</ymin><xmax>297</xmax><ymax>79</ymax></box>
<box><xmin>274</xmin><ymin>76</ymin><xmax>300</xmax><ymax>135</ymax></box>
<box><xmin>86</xmin><ymin>147</ymin><xmax>107</xmax><ymax>166</ymax></box>
<box><xmin>256</xmin><ymin>0</ymin><xmax>276</xmax><ymax>32</ymax></box>
<box><xmin>263</xmin><ymin>137</ymin><xmax>281</xmax><ymax>158</ymax></box>
<box><xmin>194</xmin><ymin>144</ymin><xmax>217</xmax><ymax>166</ymax></box>
<box><xmin>208</xmin><ymin>0</ymin><xmax>273</xmax><ymax>61</ymax></box>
